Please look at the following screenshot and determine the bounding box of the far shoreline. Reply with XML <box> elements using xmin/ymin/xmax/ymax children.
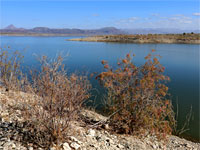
<box><xmin>0</xmin><ymin>33</ymin><xmax>87</xmax><ymax>37</ymax></box>
<box><xmin>67</xmin><ymin>33</ymin><xmax>200</xmax><ymax>44</ymax></box>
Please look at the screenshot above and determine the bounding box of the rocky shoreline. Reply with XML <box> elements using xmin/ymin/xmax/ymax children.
<box><xmin>68</xmin><ymin>34</ymin><xmax>200</xmax><ymax>44</ymax></box>
<box><xmin>0</xmin><ymin>88</ymin><xmax>199</xmax><ymax>150</ymax></box>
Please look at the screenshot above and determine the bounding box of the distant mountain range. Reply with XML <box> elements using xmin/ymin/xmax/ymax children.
<box><xmin>0</xmin><ymin>24</ymin><xmax>124</xmax><ymax>35</ymax></box>
<box><xmin>1</xmin><ymin>24</ymin><xmax>199</xmax><ymax>35</ymax></box>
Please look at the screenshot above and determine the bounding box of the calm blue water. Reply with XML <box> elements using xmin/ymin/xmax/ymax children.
<box><xmin>0</xmin><ymin>36</ymin><xmax>199</xmax><ymax>141</ymax></box>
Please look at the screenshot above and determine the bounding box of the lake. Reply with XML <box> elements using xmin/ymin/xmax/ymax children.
<box><xmin>0</xmin><ymin>36</ymin><xmax>199</xmax><ymax>141</ymax></box>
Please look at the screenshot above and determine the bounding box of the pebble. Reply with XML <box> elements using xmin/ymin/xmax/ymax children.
<box><xmin>63</xmin><ymin>142</ymin><xmax>71</xmax><ymax>150</ymax></box>
<box><xmin>28</xmin><ymin>147</ymin><xmax>33</xmax><ymax>150</ymax></box>
<box><xmin>50</xmin><ymin>147</ymin><xmax>56</xmax><ymax>150</ymax></box>
<box><xmin>70</xmin><ymin>142</ymin><xmax>80</xmax><ymax>150</ymax></box>
<box><xmin>69</xmin><ymin>136</ymin><xmax>82</xmax><ymax>144</ymax></box>
<box><xmin>87</xmin><ymin>129</ymin><xmax>96</xmax><ymax>137</ymax></box>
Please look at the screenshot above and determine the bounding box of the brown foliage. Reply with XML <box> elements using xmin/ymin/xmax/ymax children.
<box><xmin>0</xmin><ymin>47</ymin><xmax>25</xmax><ymax>90</ymax></box>
<box><xmin>22</xmin><ymin>55</ymin><xmax>91</xmax><ymax>147</ymax></box>
<box><xmin>96</xmin><ymin>51</ymin><xmax>176</xmax><ymax>140</ymax></box>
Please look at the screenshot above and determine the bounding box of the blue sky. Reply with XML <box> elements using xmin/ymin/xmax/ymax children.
<box><xmin>1</xmin><ymin>0</ymin><xmax>200</xmax><ymax>29</ymax></box>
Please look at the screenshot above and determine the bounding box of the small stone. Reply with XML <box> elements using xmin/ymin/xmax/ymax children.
<box><xmin>117</xmin><ymin>144</ymin><xmax>124</xmax><ymax>149</ymax></box>
<box><xmin>87</xmin><ymin>129</ymin><xmax>95</xmax><ymax>137</ymax></box>
<box><xmin>28</xmin><ymin>147</ymin><xmax>33</xmax><ymax>150</ymax></box>
<box><xmin>158</xmin><ymin>144</ymin><xmax>162</xmax><ymax>149</ymax></box>
<box><xmin>96</xmin><ymin>136</ymin><xmax>101</xmax><ymax>141</ymax></box>
<box><xmin>89</xmin><ymin>144</ymin><xmax>95</xmax><ymax>147</ymax></box>
<box><xmin>112</xmin><ymin>135</ymin><xmax>117</xmax><ymax>139</ymax></box>
<box><xmin>104</xmin><ymin>131</ymin><xmax>109</xmax><ymax>135</ymax></box>
<box><xmin>152</xmin><ymin>144</ymin><xmax>157</xmax><ymax>149</ymax></box>
<box><xmin>70</xmin><ymin>142</ymin><xmax>80</xmax><ymax>150</ymax></box>
<box><xmin>50</xmin><ymin>147</ymin><xmax>56</xmax><ymax>150</ymax></box>
<box><xmin>69</xmin><ymin>136</ymin><xmax>82</xmax><ymax>144</ymax></box>
<box><xmin>104</xmin><ymin>124</ymin><xmax>109</xmax><ymax>130</ymax></box>
<box><xmin>63</xmin><ymin>142</ymin><xmax>71</xmax><ymax>150</ymax></box>
<box><xmin>124</xmin><ymin>143</ymin><xmax>130</xmax><ymax>149</ymax></box>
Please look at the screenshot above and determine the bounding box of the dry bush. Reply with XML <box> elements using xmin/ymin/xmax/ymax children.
<box><xmin>22</xmin><ymin>55</ymin><xmax>91</xmax><ymax>148</ymax></box>
<box><xmin>96</xmin><ymin>50</ymin><xmax>176</xmax><ymax>140</ymax></box>
<box><xmin>0</xmin><ymin>47</ymin><xmax>25</xmax><ymax>90</ymax></box>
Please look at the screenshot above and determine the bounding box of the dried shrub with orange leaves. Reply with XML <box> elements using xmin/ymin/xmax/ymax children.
<box><xmin>22</xmin><ymin>55</ymin><xmax>91</xmax><ymax>148</ymax></box>
<box><xmin>0</xmin><ymin>47</ymin><xmax>25</xmax><ymax>90</ymax></box>
<box><xmin>96</xmin><ymin>51</ymin><xmax>176</xmax><ymax>140</ymax></box>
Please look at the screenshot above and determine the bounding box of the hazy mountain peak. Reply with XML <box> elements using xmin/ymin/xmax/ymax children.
<box><xmin>33</xmin><ymin>27</ymin><xmax>50</xmax><ymax>30</ymax></box>
<box><xmin>5</xmin><ymin>24</ymin><xmax>17</xmax><ymax>30</ymax></box>
<box><xmin>100</xmin><ymin>27</ymin><xmax>118</xmax><ymax>30</ymax></box>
